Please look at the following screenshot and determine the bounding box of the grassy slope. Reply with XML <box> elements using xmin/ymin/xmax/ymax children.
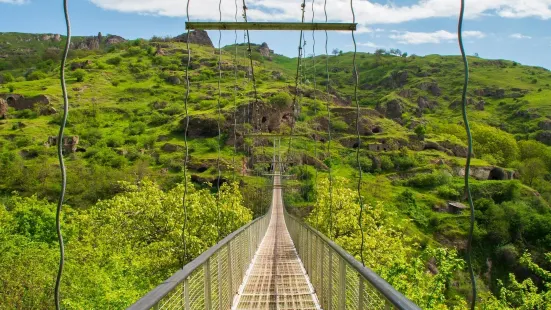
<box><xmin>2</xmin><ymin>33</ymin><xmax>551</xmax><ymax>303</ymax></box>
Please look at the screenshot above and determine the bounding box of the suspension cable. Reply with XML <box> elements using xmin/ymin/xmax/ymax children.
<box><xmin>182</xmin><ymin>0</ymin><xmax>192</xmax><ymax>265</ymax></box>
<box><xmin>458</xmin><ymin>0</ymin><xmax>477</xmax><ymax>308</ymax></box>
<box><xmin>310</xmin><ymin>0</ymin><xmax>320</xmax><ymax>230</ymax></box>
<box><xmin>55</xmin><ymin>1</ymin><xmax>70</xmax><ymax>309</ymax></box>
<box><xmin>350</xmin><ymin>0</ymin><xmax>365</xmax><ymax>266</ymax></box>
<box><xmin>216</xmin><ymin>0</ymin><xmax>223</xmax><ymax>241</ymax></box>
<box><xmin>323</xmin><ymin>0</ymin><xmax>334</xmax><ymax>240</ymax></box>
<box><xmin>287</xmin><ymin>0</ymin><xmax>307</xmax><ymax>163</ymax></box>
<box><xmin>241</xmin><ymin>0</ymin><xmax>259</xmax><ymax>114</ymax></box>
<box><xmin>232</xmin><ymin>0</ymin><xmax>239</xmax><ymax>181</ymax></box>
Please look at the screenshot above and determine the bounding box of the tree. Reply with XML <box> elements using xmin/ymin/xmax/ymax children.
<box><xmin>401</xmin><ymin>52</ymin><xmax>408</xmax><ymax>58</ymax></box>
<box><xmin>338</xmin><ymin>50</ymin><xmax>343</xmax><ymax>56</ymax></box>
<box><xmin>520</xmin><ymin>158</ymin><xmax>547</xmax><ymax>186</ymax></box>
<box><xmin>332</xmin><ymin>48</ymin><xmax>339</xmax><ymax>56</ymax></box>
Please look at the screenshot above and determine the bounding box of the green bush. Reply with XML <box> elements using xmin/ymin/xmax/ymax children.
<box><xmin>380</xmin><ymin>155</ymin><xmax>394</xmax><ymax>171</ymax></box>
<box><xmin>269</xmin><ymin>92</ymin><xmax>292</xmax><ymax>108</ymax></box>
<box><xmin>26</xmin><ymin>70</ymin><xmax>47</xmax><ymax>81</ymax></box>
<box><xmin>2</xmin><ymin>72</ymin><xmax>15</xmax><ymax>83</ymax></box>
<box><xmin>73</xmin><ymin>69</ymin><xmax>86</xmax><ymax>82</ymax></box>
<box><xmin>106</xmin><ymin>56</ymin><xmax>122</xmax><ymax>65</ymax></box>
<box><xmin>405</xmin><ymin>170</ymin><xmax>451</xmax><ymax>189</ymax></box>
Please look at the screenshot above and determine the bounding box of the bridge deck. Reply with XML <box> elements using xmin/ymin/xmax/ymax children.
<box><xmin>232</xmin><ymin>177</ymin><xmax>320</xmax><ymax>310</ymax></box>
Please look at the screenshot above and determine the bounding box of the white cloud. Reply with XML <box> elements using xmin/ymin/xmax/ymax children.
<box><xmin>389</xmin><ymin>30</ymin><xmax>485</xmax><ymax>44</ymax></box>
<box><xmin>0</xmin><ymin>0</ymin><xmax>28</xmax><ymax>3</ymax></box>
<box><xmin>357</xmin><ymin>41</ymin><xmax>378</xmax><ymax>48</ymax></box>
<box><xmin>510</xmin><ymin>33</ymin><xmax>532</xmax><ymax>39</ymax></box>
<box><xmin>89</xmin><ymin>0</ymin><xmax>551</xmax><ymax>26</ymax></box>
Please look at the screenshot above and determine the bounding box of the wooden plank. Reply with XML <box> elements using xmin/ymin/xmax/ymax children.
<box><xmin>186</xmin><ymin>22</ymin><xmax>356</xmax><ymax>31</ymax></box>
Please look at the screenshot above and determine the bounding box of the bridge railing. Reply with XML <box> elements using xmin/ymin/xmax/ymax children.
<box><xmin>128</xmin><ymin>211</ymin><xmax>271</xmax><ymax>310</ymax></box>
<box><xmin>284</xmin><ymin>211</ymin><xmax>421</xmax><ymax>310</ymax></box>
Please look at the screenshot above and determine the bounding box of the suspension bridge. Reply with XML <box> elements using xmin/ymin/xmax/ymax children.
<box><xmin>128</xmin><ymin>171</ymin><xmax>420</xmax><ymax>310</ymax></box>
<box><xmin>51</xmin><ymin>0</ymin><xmax>477</xmax><ymax>308</ymax></box>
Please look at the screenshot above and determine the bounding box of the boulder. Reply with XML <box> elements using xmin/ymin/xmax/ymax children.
<box><xmin>536</xmin><ymin>131</ymin><xmax>551</xmax><ymax>146</ymax></box>
<box><xmin>417</xmin><ymin>96</ymin><xmax>436</xmax><ymax>111</ymax></box>
<box><xmin>475</xmin><ymin>100</ymin><xmax>485</xmax><ymax>111</ymax></box>
<box><xmin>398</xmin><ymin>88</ymin><xmax>413</xmax><ymax>98</ymax></box>
<box><xmin>418</xmin><ymin>81</ymin><xmax>441</xmax><ymax>96</ymax></box>
<box><xmin>376</xmin><ymin>99</ymin><xmax>403</xmax><ymax>120</ymax></box>
<box><xmin>0</xmin><ymin>98</ymin><xmax>7</xmax><ymax>119</ymax></box>
<box><xmin>161</xmin><ymin>143</ymin><xmax>180</xmax><ymax>153</ymax></box>
<box><xmin>538</xmin><ymin>120</ymin><xmax>551</xmax><ymax>130</ymax></box>
<box><xmin>165</xmin><ymin>76</ymin><xmax>181</xmax><ymax>85</ymax></box>
<box><xmin>174</xmin><ymin>30</ymin><xmax>214</xmax><ymax>47</ymax></box>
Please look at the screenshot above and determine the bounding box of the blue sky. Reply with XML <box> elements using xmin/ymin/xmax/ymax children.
<box><xmin>1</xmin><ymin>0</ymin><xmax>550</xmax><ymax>69</ymax></box>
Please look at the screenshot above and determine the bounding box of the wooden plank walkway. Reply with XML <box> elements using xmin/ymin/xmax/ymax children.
<box><xmin>232</xmin><ymin>176</ymin><xmax>321</xmax><ymax>310</ymax></box>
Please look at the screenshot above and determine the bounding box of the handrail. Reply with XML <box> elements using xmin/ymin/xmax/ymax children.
<box><xmin>284</xmin><ymin>211</ymin><xmax>421</xmax><ymax>310</ymax></box>
<box><xmin>128</xmin><ymin>211</ymin><xmax>271</xmax><ymax>310</ymax></box>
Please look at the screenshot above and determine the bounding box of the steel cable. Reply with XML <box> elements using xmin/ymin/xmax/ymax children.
<box><xmin>232</xmin><ymin>0</ymin><xmax>239</xmax><ymax>181</ymax></box>
<box><xmin>310</xmin><ymin>0</ymin><xmax>320</xmax><ymax>230</ymax></box>
<box><xmin>458</xmin><ymin>0</ymin><xmax>477</xmax><ymax>308</ymax></box>
<box><xmin>350</xmin><ymin>0</ymin><xmax>365</xmax><ymax>266</ymax></box>
<box><xmin>287</xmin><ymin>0</ymin><xmax>307</xmax><ymax>164</ymax></box>
<box><xmin>55</xmin><ymin>1</ymin><xmax>70</xmax><ymax>309</ymax></box>
<box><xmin>323</xmin><ymin>0</ymin><xmax>334</xmax><ymax>240</ymax></box>
<box><xmin>182</xmin><ymin>0</ymin><xmax>192</xmax><ymax>265</ymax></box>
<box><xmin>216</xmin><ymin>0</ymin><xmax>223</xmax><ymax>241</ymax></box>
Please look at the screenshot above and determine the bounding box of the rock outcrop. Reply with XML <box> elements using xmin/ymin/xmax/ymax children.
<box><xmin>174</xmin><ymin>30</ymin><xmax>214</xmax><ymax>47</ymax></box>
<box><xmin>380</xmin><ymin>70</ymin><xmax>408</xmax><ymax>89</ymax></box>
<box><xmin>1</xmin><ymin>94</ymin><xmax>54</xmax><ymax>115</ymax></box>
<box><xmin>47</xmin><ymin>136</ymin><xmax>79</xmax><ymax>153</ymax></box>
<box><xmin>376</xmin><ymin>99</ymin><xmax>403</xmax><ymax>120</ymax></box>
<box><xmin>258</xmin><ymin>42</ymin><xmax>273</xmax><ymax>60</ymax></box>
<box><xmin>536</xmin><ymin>131</ymin><xmax>551</xmax><ymax>146</ymax></box>
<box><xmin>106</xmin><ymin>35</ymin><xmax>126</xmax><ymax>46</ymax></box>
<box><xmin>0</xmin><ymin>98</ymin><xmax>7</xmax><ymax>119</ymax></box>
<box><xmin>418</xmin><ymin>81</ymin><xmax>441</xmax><ymax>96</ymax></box>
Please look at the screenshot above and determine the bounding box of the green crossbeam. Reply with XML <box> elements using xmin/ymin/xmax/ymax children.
<box><xmin>186</xmin><ymin>22</ymin><xmax>356</xmax><ymax>31</ymax></box>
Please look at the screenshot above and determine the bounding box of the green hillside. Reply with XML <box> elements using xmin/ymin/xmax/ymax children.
<box><xmin>2</xmin><ymin>31</ymin><xmax>551</xmax><ymax>308</ymax></box>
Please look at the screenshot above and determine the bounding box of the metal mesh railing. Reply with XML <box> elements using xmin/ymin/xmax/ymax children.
<box><xmin>284</xmin><ymin>212</ymin><xmax>421</xmax><ymax>310</ymax></box>
<box><xmin>128</xmin><ymin>211</ymin><xmax>271</xmax><ymax>310</ymax></box>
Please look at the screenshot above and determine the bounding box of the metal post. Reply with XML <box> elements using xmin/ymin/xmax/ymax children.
<box><xmin>339</xmin><ymin>258</ymin><xmax>346</xmax><ymax>310</ymax></box>
<box><xmin>328</xmin><ymin>250</ymin><xmax>333</xmax><ymax>310</ymax></box>
<box><xmin>184</xmin><ymin>278</ymin><xmax>190</xmax><ymax>310</ymax></box>
<box><xmin>205</xmin><ymin>260</ymin><xmax>212</xmax><ymax>309</ymax></box>
<box><xmin>227</xmin><ymin>243</ymin><xmax>233</xmax><ymax>308</ymax></box>
<box><xmin>359</xmin><ymin>276</ymin><xmax>365</xmax><ymax>310</ymax></box>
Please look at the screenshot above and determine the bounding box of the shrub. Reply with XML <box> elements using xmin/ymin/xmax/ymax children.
<box><xmin>269</xmin><ymin>92</ymin><xmax>292</xmax><ymax>108</ymax></box>
<box><xmin>106</xmin><ymin>56</ymin><xmax>122</xmax><ymax>65</ymax></box>
<box><xmin>2</xmin><ymin>72</ymin><xmax>15</xmax><ymax>83</ymax></box>
<box><xmin>126</xmin><ymin>122</ymin><xmax>147</xmax><ymax>136</ymax></box>
<box><xmin>26</xmin><ymin>70</ymin><xmax>47</xmax><ymax>81</ymax></box>
<box><xmin>405</xmin><ymin>170</ymin><xmax>451</xmax><ymax>189</ymax></box>
<box><xmin>380</xmin><ymin>155</ymin><xmax>394</xmax><ymax>171</ymax></box>
<box><xmin>73</xmin><ymin>69</ymin><xmax>86</xmax><ymax>82</ymax></box>
<box><xmin>331</xmin><ymin>119</ymin><xmax>348</xmax><ymax>132</ymax></box>
<box><xmin>106</xmin><ymin>135</ymin><xmax>124</xmax><ymax>148</ymax></box>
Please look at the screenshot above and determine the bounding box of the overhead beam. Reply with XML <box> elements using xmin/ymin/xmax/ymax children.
<box><xmin>186</xmin><ymin>22</ymin><xmax>357</xmax><ymax>31</ymax></box>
